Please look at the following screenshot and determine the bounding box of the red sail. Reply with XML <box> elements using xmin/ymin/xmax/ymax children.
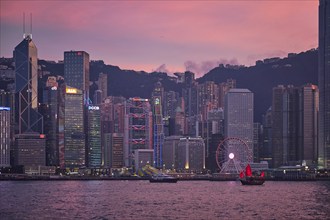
<box><xmin>245</xmin><ymin>164</ymin><xmax>252</xmax><ymax>177</ymax></box>
<box><xmin>260</xmin><ymin>171</ymin><xmax>265</xmax><ymax>178</ymax></box>
<box><xmin>239</xmin><ymin>171</ymin><xmax>244</xmax><ymax>179</ymax></box>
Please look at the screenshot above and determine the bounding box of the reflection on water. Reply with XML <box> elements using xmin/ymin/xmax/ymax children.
<box><xmin>1</xmin><ymin>180</ymin><xmax>329</xmax><ymax>219</ymax></box>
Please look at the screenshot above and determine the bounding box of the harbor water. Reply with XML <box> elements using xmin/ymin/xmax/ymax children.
<box><xmin>1</xmin><ymin>180</ymin><xmax>329</xmax><ymax>219</ymax></box>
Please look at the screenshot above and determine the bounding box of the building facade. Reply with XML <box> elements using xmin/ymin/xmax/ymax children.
<box><xmin>318</xmin><ymin>0</ymin><xmax>330</xmax><ymax>169</ymax></box>
<box><xmin>64</xmin><ymin>51</ymin><xmax>90</xmax><ymax>105</ymax></box>
<box><xmin>299</xmin><ymin>84</ymin><xmax>319</xmax><ymax>167</ymax></box>
<box><xmin>64</xmin><ymin>87</ymin><xmax>85</xmax><ymax>168</ymax></box>
<box><xmin>42</xmin><ymin>81</ymin><xmax>59</xmax><ymax>166</ymax></box>
<box><xmin>134</xmin><ymin>149</ymin><xmax>154</xmax><ymax>171</ymax></box>
<box><xmin>14</xmin><ymin>35</ymin><xmax>43</xmax><ymax>134</ymax></box>
<box><xmin>225</xmin><ymin>88</ymin><xmax>254</xmax><ymax>163</ymax></box>
<box><xmin>0</xmin><ymin>107</ymin><xmax>10</xmax><ymax>167</ymax></box>
<box><xmin>151</xmin><ymin>82</ymin><xmax>165</xmax><ymax>168</ymax></box>
<box><xmin>177</xmin><ymin>137</ymin><xmax>205</xmax><ymax>172</ymax></box>
<box><xmin>87</xmin><ymin>105</ymin><xmax>101</xmax><ymax>168</ymax></box>
<box><xmin>272</xmin><ymin>85</ymin><xmax>319</xmax><ymax>168</ymax></box>
<box><xmin>97</xmin><ymin>72</ymin><xmax>108</xmax><ymax>102</ymax></box>
<box><xmin>124</xmin><ymin>98</ymin><xmax>152</xmax><ymax>168</ymax></box>
<box><xmin>162</xmin><ymin>136</ymin><xmax>182</xmax><ymax>170</ymax></box>
<box><xmin>14</xmin><ymin>133</ymin><xmax>46</xmax><ymax>168</ymax></box>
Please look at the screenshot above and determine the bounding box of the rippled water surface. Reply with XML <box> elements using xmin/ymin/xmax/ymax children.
<box><xmin>1</xmin><ymin>180</ymin><xmax>329</xmax><ymax>219</ymax></box>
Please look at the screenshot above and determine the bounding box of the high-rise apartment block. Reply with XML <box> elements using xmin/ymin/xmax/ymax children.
<box><xmin>219</xmin><ymin>79</ymin><xmax>236</xmax><ymax>108</ymax></box>
<box><xmin>197</xmin><ymin>81</ymin><xmax>219</xmax><ymax>120</ymax></box>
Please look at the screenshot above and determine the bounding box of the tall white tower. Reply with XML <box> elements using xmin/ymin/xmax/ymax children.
<box><xmin>225</xmin><ymin>88</ymin><xmax>254</xmax><ymax>162</ymax></box>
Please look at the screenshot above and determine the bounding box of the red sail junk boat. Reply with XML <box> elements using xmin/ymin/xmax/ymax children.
<box><xmin>239</xmin><ymin>164</ymin><xmax>265</xmax><ymax>185</ymax></box>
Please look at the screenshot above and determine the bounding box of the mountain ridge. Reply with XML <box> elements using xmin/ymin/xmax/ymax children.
<box><xmin>1</xmin><ymin>48</ymin><xmax>318</xmax><ymax>122</ymax></box>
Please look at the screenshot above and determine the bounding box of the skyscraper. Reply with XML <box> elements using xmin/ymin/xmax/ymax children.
<box><xmin>64</xmin><ymin>87</ymin><xmax>85</xmax><ymax>168</ymax></box>
<box><xmin>14</xmin><ymin>35</ymin><xmax>43</xmax><ymax>134</ymax></box>
<box><xmin>64</xmin><ymin>51</ymin><xmax>90</xmax><ymax>105</ymax></box>
<box><xmin>97</xmin><ymin>73</ymin><xmax>108</xmax><ymax>102</ymax></box>
<box><xmin>299</xmin><ymin>84</ymin><xmax>319</xmax><ymax>167</ymax></box>
<box><xmin>218</xmin><ymin>79</ymin><xmax>236</xmax><ymax>109</ymax></box>
<box><xmin>318</xmin><ymin>0</ymin><xmax>330</xmax><ymax>169</ymax></box>
<box><xmin>197</xmin><ymin>81</ymin><xmax>219</xmax><ymax>120</ymax></box>
<box><xmin>272</xmin><ymin>85</ymin><xmax>299</xmax><ymax>168</ymax></box>
<box><xmin>41</xmin><ymin>77</ymin><xmax>59</xmax><ymax>166</ymax></box>
<box><xmin>103</xmin><ymin>133</ymin><xmax>124</xmax><ymax>169</ymax></box>
<box><xmin>87</xmin><ymin>105</ymin><xmax>101</xmax><ymax>168</ymax></box>
<box><xmin>225</xmin><ymin>88</ymin><xmax>254</xmax><ymax>163</ymax></box>
<box><xmin>0</xmin><ymin>107</ymin><xmax>11</xmax><ymax>167</ymax></box>
<box><xmin>182</xmin><ymin>71</ymin><xmax>198</xmax><ymax>118</ymax></box>
<box><xmin>271</xmin><ymin>84</ymin><xmax>319</xmax><ymax>168</ymax></box>
<box><xmin>151</xmin><ymin>82</ymin><xmax>165</xmax><ymax>168</ymax></box>
<box><xmin>124</xmin><ymin>98</ymin><xmax>152</xmax><ymax>168</ymax></box>
<box><xmin>64</xmin><ymin>51</ymin><xmax>89</xmax><ymax>169</ymax></box>
<box><xmin>260</xmin><ymin>107</ymin><xmax>273</xmax><ymax>167</ymax></box>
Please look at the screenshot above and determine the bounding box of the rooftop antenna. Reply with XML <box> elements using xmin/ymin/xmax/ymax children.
<box><xmin>30</xmin><ymin>13</ymin><xmax>32</xmax><ymax>39</ymax></box>
<box><xmin>23</xmin><ymin>12</ymin><xmax>26</xmax><ymax>39</ymax></box>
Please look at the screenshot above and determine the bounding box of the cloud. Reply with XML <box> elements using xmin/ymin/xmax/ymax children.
<box><xmin>184</xmin><ymin>58</ymin><xmax>239</xmax><ymax>77</ymax></box>
<box><xmin>1</xmin><ymin>1</ymin><xmax>318</xmax><ymax>71</ymax></box>
<box><xmin>153</xmin><ymin>64</ymin><xmax>170</xmax><ymax>73</ymax></box>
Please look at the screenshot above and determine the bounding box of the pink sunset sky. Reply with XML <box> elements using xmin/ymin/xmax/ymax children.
<box><xmin>0</xmin><ymin>0</ymin><xmax>318</xmax><ymax>76</ymax></box>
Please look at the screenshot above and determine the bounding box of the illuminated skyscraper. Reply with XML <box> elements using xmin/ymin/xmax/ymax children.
<box><xmin>63</xmin><ymin>51</ymin><xmax>89</xmax><ymax>169</ymax></box>
<box><xmin>152</xmin><ymin>82</ymin><xmax>165</xmax><ymax>168</ymax></box>
<box><xmin>197</xmin><ymin>81</ymin><xmax>219</xmax><ymax>120</ymax></box>
<box><xmin>124</xmin><ymin>98</ymin><xmax>152</xmax><ymax>168</ymax></box>
<box><xmin>15</xmin><ymin>133</ymin><xmax>46</xmax><ymax>167</ymax></box>
<box><xmin>64</xmin><ymin>51</ymin><xmax>90</xmax><ymax>105</ymax></box>
<box><xmin>64</xmin><ymin>87</ymin><xmax>85</xmax><ymax>168</ymax></box>
<box><xmin>14</xmin><ymin>35</ymin><xmax>43</xmax><ymax>134</ymax></box>
<box><xmin>218</xmin><ymin>79</ymin><xmax>236</xmax><ymax>109</ymax></box>
<box><xmin>163</xmin><ymin>90</ymin><xmax>179</xmax><ymax>118</ymax></box>
<box><xmin>87</xmin><ymin>105</ymin><xmax>101</xmax><ymax>168</ymax></box>
<box><xmin>0</xmin><ymin>107</ymin><xmax>10</xmax><ymax>167</ymax></box>
<box><xmin>318</xmin><ymin>0</ymin><xmax>330</xmax><ymax>169</ymax></box>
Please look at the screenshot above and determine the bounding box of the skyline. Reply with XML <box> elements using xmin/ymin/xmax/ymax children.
<box><xmin>1</xmin><ymin>0</ymin><xmax>318</xmax><ymax>76</ymax></box>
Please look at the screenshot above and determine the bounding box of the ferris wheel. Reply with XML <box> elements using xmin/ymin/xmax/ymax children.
<box><xmin>216</xmin><ymin>137</ymin><xmax>252</xmax><ymax>174</ymax></box>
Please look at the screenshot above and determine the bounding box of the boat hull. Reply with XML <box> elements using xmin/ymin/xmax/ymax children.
<box><xmin>240</xmin><ymin>177</ymin><xmax>265</xmax><ymax>185</ymax></box>
<box><xmin>149</xmin><ymin>178</ymin><xmax>178</xmax><ymax>183</ymax></box>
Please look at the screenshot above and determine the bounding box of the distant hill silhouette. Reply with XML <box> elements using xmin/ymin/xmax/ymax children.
<box><xmin>2</xmin><ymin>49</ymin><xmax>318</xmax><ymax>122</ymax></box>
<box><xmin>198</xmin><ymin>49</ymin><xmax>318</xmax><ymax>121</ymax></box>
